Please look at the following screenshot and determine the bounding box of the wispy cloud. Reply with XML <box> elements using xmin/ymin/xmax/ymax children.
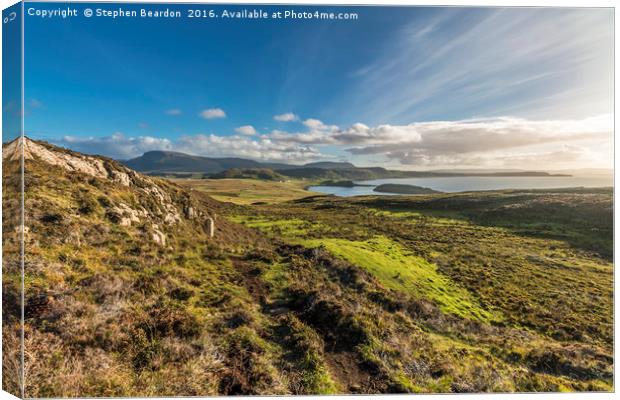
<box><xmin>200</xmin><ymin>108</ymin><xmax>226</xmax><ymax>119</ymax></box>
<box><xmin>28</xmin><ymin>99</ymin><xmax>44</xmax><ymax>109</ymax></box>
<box><xmin>274</xmin><ymin>112</ymin><xmax>298</xmax><ymax>122</ymax></box>
<box><xmin>165</xmin><ymin>109</ymin><xmax>182</xmax><ymax>116</ymax></box>
<box><xmin>341</xmin><ymin>9</ymin><xmax>613</xmax><ymax>124</ymax></box>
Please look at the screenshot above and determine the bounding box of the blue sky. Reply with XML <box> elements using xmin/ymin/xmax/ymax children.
<box><xmin>10</xmin><ymin>3</ymin><xmax>615</xmax><ymax>169</ymax></box>
<box><xmin>2</xmin><ymin>2</ymin><xmax>21</xmax><ymax>143</ymax></box>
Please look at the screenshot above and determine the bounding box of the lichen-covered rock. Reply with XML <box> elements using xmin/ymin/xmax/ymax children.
<box><xmin>152</xmin><ymin>229</ymin><xmax>166</xmax><ymax>246</ymax></box>
<box><xmin>185</xmin><ymin>206</ymin><xmax>195</xmax><ymax>219</ymax></box>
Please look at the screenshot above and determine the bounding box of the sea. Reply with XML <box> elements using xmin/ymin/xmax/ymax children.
<box><xmin>308</xmin><ymin>174</ymin><xmax>614</xmax><ymax>197</ymax></box>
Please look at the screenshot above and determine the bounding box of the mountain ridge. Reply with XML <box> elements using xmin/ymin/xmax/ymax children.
<box><xmin>124</xmin><ymin>150</ymin><xmax>354</xmax><ymax>174</ymax></box>
<box><xmin>122</xmin><ymin>148</ymin><xmax>571</xmax><ymax>179</ymax></box>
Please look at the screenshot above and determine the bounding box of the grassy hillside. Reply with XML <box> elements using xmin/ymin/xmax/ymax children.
<box><xmin>228</xmin><ymin>190</ymin><xmax>613</xmax><ymax>392</ymax></box>
<box><xmin>2</xmin><ymin>150</ymin><xmax>23</xmax><ymax>397</ymax></box>
<box><xmin>2</xmin><ymin>139</ymin><xmax>613</xmax><ymax>396</ymax></box>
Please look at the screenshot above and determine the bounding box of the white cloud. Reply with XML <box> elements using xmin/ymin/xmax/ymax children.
<box><xmin>58</xmin><ymin>133</ymin><xmax>172</xmax><ymax>160</ymax></box>
<box><xmin>374</xmin><ymin>145</ymin><xmax>593</xmax><ymax>170</ymax></box>
<box><xmin>55</xmin><ymin>131</ymin><xmax>323</xmax><ymax>163</ymax></box>
<box><xmin>267</xmin><ymin>118</ymin><xmax>419</xmax><ymax>146</ymax></box>
<box><xmin>267</xmin><ymin>129</ymin><xmax>336</xmax><ymax>145</ymax></box>
<box><xmin>175</xmin><ymin>134</ymin><xmax>322</xmax><ymax>163</ymax></box>
<box><xmin>334</xmin><ymin>123</ymin><xmax>422</xmax><ymax>145</ymax></box>
<box><xmin>345</xmin><ymin>115</ymin><xmax>611</xmax><ymax>152</ymax></box>
<box><xmin>263</xmin><ymin>114</ymin><xmax>612</xmax><ymax>169</ymax></box>
<box><xmin>200</xmin><ymin>108</ymin><xmax>226</xmax><ymax>119</ymax></box>
<box><xmin>303</xmin><ymin>118</ymin><xmax>324</xmax><ymax>129</ymax></box>
<box><xmin>274</xmin><ymin>112</ymin><xmax>298</xmax><ymax>122</ymax></box>
<box><xmin>344</xmin><ymin>115</ymin><xmax>613</xmax><ymax>168</ymax></box>
<box><xmin>51</xmin><ymin>114</ymin><xmax>612</xmax><ymax>169</ymax></box>
<box><xmin>235</xmin><ymin>125</ymin><xmax>257</xmax><ymax>136</ymax></box>
<box><xmin>165</xmin><ymin>109</ymin><xmax>182</xmax><ymax>116</ymax></box>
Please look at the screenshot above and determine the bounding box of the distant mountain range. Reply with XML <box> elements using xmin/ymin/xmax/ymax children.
<box><xmin>122</xmin><ymin>150</ymin><xmax>572</xmax><ymax>180</ymax></box>
<box><xmin>123</xmin><ymin>151</ymin><xmax>355</xmax><ymax>174</ymax></box>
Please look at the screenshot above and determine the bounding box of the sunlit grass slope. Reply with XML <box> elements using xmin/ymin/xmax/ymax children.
<box><xmin>302</xmin><ymin>236</ymin><xmax>499</xmax><ymax>322</ymax></box>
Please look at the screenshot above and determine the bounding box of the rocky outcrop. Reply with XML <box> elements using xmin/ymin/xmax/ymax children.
<box><xmin>206</xmin><ymin>217</ymin><xmax>215</xmax><ymax>238</ymax></box>
<box><xmin>185</xmin><ymin>206</ymin><xmax>195</xmax><ymax>219</ymax></box>
<box><xmin>151</xmin><ymin>226</ymin><xmax>167</xmax><ymax>246</ymax></box>
<box><xmin>105</xmin><ymin>203</ymin><xmax>147</xmax><ymax>226</ymax></box>
<box><xmin>3</xmin><ymin>137</ymin><xmax>136</xmax><ymax>187</ymax></box>
<box><xmin>4</xmin><ymin>137</ymin><xmax>223</xmax><ymax>245</ymax></box>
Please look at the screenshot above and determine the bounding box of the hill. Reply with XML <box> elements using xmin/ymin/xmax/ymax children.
<box><xmin>2</xmin><ymin>138</ymin><xmax>612</xmax><ymax>396</ymax></box>
<box><xmin>277</xmin><ymin>166</ymin><xmax>399</xmax><ymax>180</ymax></box>
<box><xmin>290</xmin><ymin>161</ymin><xmax>355</xmax><ymax>170</ymax></box>
<box><xmin>2</xmin><ymin>138</ymin><xmax>263</xmax><ymax>396</ymax></box>
<box><xmin>122</xmin><ymin>150</ymin><xmax>569</xmax><ymax>180</ymax></box>
<box><xmin>210</xmin><ymin>168</ymin><xmax>286</xmax><ymax>181</ymax></box>
<box><xmin>123</xmin><ymin>150</ymin><xmax>267</xmax><ymax>174</ymax></box>
<box><xmin>123</xmin><ymin>152</ymin><xmax>353</xmax><ymax>175</ymax></box>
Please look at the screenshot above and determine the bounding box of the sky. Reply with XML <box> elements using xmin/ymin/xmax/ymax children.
<box><xmin>7</xmin><ymin>3</ymin><xmax>615</xmax><ymax>170</ymax></box>
<box><xmin>2</xmin><ymin>2</ymin><xmax>21</xmax><ymax>143</ymax></box>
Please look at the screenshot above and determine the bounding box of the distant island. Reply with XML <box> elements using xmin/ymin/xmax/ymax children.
<box><xmin>373</xmin><ymin>183</ymin><xmax>442</xmax><ymax>194</ymax></box>
<box><xmin>319</xmin><ymin>180</ymin><xmax>373</xmax><ymax>187</ymax></box>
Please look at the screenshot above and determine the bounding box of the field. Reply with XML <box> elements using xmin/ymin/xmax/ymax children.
<box><xmin>172</xmin><ymin>178</ymin><xmax>318</xmax><ymax>204</ymax></box>
<box><xmin>180</xmin><ymin>180</ymin><xmax>614</xmax><ymax>358</ymax></box>
<box><xmin>222</xmin><ymin>186</ymin><xmax>614</xmax><ymax>392</ymax></box>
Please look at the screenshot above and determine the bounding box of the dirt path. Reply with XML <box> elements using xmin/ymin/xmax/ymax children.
<box><xmin>232</xmin><ymin>257</ymin><xmax>269</xmax><ymax>306</ymax></box>
<box><xmin>323</xmin><ymin>351</ymin><xmax>378</xmax><ymax>393</ymax></box>
<box><xmin>231</xmin><ymin>256</ymin><xmax>382</xmax><ymax>394</ymax></box>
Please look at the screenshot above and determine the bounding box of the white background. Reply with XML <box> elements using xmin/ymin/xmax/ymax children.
<box><xmin>0</xmin><ymin>0</ymin><xmax>617</xmax><ymax>399</ymax></box>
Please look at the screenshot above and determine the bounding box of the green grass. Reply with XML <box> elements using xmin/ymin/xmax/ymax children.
<box><xmin>228</xmin><ymin>188</ymin><xmax>613</xmax><ymax>345</ymax></box>
<box><xmin>370</xmin><ymin>208</ymin><xmax>470</xmax><ymax>226</ymax></box>
<box><xmin>300</xmin><ymin>236</ymin><xmax>500</xmax><ymax>323</ymax></box>
<box><xmin>231</xmin><ymin>216</ymin><xmax>501</xmax><ymax>322</ymax></box>
<box><xmin>172</xmin><ymin>178</ymin><xmax>318</xmax><ymax>205</ymax></box>
<box><xmin>230</xmin><ymin>212</ymin><xmax>498</xmax><ymax>322</ymax></box>
<box><xmin>230</xmin><ymin>215</ymin><xmax>328</xmax><ymax>237</ymax></box>
<box><xmin>261</xmin><ymin>261</ymin><xmax>290</xmax><ymax>298</ymax></box>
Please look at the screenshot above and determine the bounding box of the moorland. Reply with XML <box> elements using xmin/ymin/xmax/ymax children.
<box><xmin>2</xmin><ymin>138</ymin><xmax>613</xmax><ymax>397</ymax></box>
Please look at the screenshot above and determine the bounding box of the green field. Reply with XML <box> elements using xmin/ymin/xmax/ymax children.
<box><xmin>173</xmin><ymin>178</ymin><xmax>318</xmax><ymax>204</ymax></box>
